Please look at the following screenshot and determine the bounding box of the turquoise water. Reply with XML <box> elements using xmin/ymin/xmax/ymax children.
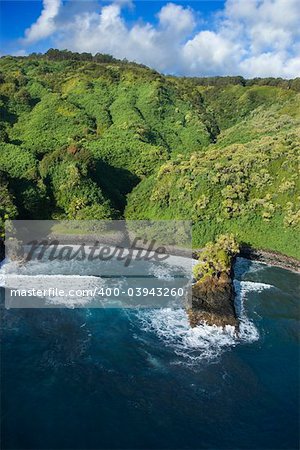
<box><xmin>1</xmin><ymin>258</ymin><xmax>299</xmax><ymax>449</ymax></box>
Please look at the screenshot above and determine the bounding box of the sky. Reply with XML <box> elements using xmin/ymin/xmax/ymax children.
<box><xmin>0</xmin><ymin>0</ymin><xmax>300</xmax><ymax>78</ymax></box>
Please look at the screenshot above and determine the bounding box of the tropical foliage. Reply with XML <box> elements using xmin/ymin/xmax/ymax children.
<box><xmin>0</xmin><ymin>51</ymin><xmax>299</xmax><ymax>257</ymax></box>
<box><xmin>193</xmin><ymin>234</ymin><xmax>239</xmax><ymax>282</ymax></box>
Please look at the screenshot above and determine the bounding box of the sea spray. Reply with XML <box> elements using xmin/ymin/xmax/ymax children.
<box><xmin>136</xmin><ymin>276</ymin><xmax>274</xmax><ymax>364</ymax></box>
<box><xmin>136</xmin><ymin>308</ymin><xmax>237</xmax><ymax>363</ymax></box>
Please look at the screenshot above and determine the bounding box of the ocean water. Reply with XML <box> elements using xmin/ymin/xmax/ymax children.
<box><xmin>0</xmin><ymin>258</ymin><xmax>299</xmax><ymax>449</ymax></box>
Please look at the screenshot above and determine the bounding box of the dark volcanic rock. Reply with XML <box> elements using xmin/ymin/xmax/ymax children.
<box><xmin>187</xmin><ymin>272</ymin><xmax>238</xmax><ymax>328</ymax></box>
<box><xmin>239</xmin><ymin>245</ymin><xmax>300</xmax><ymax>273</ymax></box>
<box><xmin>0</xmin><ymin>239</ymin><xmax>4</xmax><ymax>262</ymax></box>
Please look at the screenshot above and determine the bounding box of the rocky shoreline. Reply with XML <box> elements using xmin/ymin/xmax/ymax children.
<box><xmin>188</xmin><ymin>245</ymin><xmax>300</xmax><ymax>329</ymax></box>
<box><xmin>187</xmin><ymin>270</ymin><xmax>238</xmax><ymax>328</ymax></box>
<box><xmin>193</xmin><ymin>247</ymin><xmax>300</xmax><ymax>274</ymax></box>
<box><xmin>188</xmin><ymin>235</ymin><xmax>240</xmax><ymax>328</ymax></box>
<box><xmin>1</xmin><ymin>235</ymin><xmax>299</xmax><ymax>331</ymax></box>
<box><xmin>239</xmin><ymin>245</ymin><xmax>300</xmax><ymax>273</ymax></box>
<box><xmin>1</xmin><ymin>234</ymin><xmax>299</xmax><ymax>273</ymax></box>
<box><xmin>47</xmin><ymin>232</ymin><xmax>300</xmax><ymax>272</ymax></box>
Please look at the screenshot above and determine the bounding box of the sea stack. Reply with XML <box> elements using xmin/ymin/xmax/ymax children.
<box><xmin>187</xmin><ymin>234</ymin><xmax>239</xmax><ymax>328</ymax></box>
<box><xmin>187</xmin><ymin>271</ymin><xmax>238</xmax><ymax>328</ymax></box>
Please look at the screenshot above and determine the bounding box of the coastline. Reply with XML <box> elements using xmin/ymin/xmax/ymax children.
<box><xmin>238</xmin><ymin>245</ymin><xmax>300</xmax><ymax>274</ymax></box>
<box><xmin>192</xmin><ymin>245</ymin><xmax>300</xmax><ymax>274</ymax></box>
<box><xmin>1</xmin><ymin>236</ymin><xmax>299</xmax><ymax>273</ymax></box>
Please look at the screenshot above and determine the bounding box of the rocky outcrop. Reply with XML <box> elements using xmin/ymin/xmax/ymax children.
<box><xmin>187</xmin><ymin>271</ymin><xmax>238</xmax><ymax>329</ymax></box>
<box><xmin>187</xmin><ymin>234</ymin><xmax>240</xmax><ymax>328</ymax></box>
<box><xmin>0</xmin><ymin>239</ymin><xmax>4</xmax><ymax>262</ymax></box>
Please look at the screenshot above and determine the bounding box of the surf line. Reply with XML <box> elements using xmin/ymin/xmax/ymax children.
<box><xmin>25</xmin><ymin>239</ymin><xmax>170</xmax><ymax>267</ymax></box>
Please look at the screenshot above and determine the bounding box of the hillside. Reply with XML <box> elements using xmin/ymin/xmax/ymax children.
<box><xmin>0</xmin><ymin>51</ymin><xmax>299</xmax><ymax>257</ymax></box>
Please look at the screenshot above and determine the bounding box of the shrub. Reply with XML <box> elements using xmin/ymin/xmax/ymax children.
<box><xmin>193</xmin><ymin>234</ymin><xmax>239</xmax><ymax>282</ymax></box>
<box><xmin>0</xmin><ymin>143</ymin><xmax>37</xmax><ymax>179</ymax></box>
<box><xmin>0</xmin><ymin>174</ymin><xmax>17</xmax><ymax>237</ymax></box>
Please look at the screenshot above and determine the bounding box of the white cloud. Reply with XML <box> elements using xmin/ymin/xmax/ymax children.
<box><xmin>240</xmin><ymin>52</ymin><xmax>300</xmax><ymax>78</ymax></box>
<box><xmin>158</xmin><ymin>3</ymin><xmax>195</xmax><ymax>37</ymax></box>
<box><xmin>19</xmin><ymin>0</ymin><xmax>300</xmax><ymax>78</ymax></box>
<box><xmin>223</xmin><ymin>0</ymin><xmax>300</xmax><ymax>52</ymax></box>
<box><xmin>23</xmin><ymin>0</ymin><xmax>62</xmax><ymax>43</ymax></box>
<box><xmin>183</xmin><ymin>31</ymin><xmax>243</xmax><ymax>76</ymax></box>
<box><xmin>13</xmin><ymin>49</ymin><xmax>28</xmax><ymax>57</ymax></box>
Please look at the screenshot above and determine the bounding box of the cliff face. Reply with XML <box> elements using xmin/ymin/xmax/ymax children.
<box><xmin>187</xmin><ymin>271</ymin><xmax>238</xmax><ymax>328</ymax></box>
<box><xmin>187</xmin><ymin>272</ymin><xmax>238</xmax><ymax>328</ymax></box>
<box><xmin>187</xmin><ymin>235</ymin><xmax>239</xmax><ymax>328</ymax></box>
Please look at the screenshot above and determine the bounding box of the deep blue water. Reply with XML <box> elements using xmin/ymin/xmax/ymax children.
<box><xmin>1</xmin><ymin>259</ymin><xmax>299</xmax><ymax>449</ymax></box>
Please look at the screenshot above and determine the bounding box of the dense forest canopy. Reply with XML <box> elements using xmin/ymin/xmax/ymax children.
<box><xmin>0</xmin><ymin>50</ymin><xmax>299</xmax><ymax>257</ymax></box>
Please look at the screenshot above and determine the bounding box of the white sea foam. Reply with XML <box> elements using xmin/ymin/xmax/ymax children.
<box><xmin>148</xmin><ymin>254</ymin><xmax>193</xmax><ymax>281</ymax></box>
<box><xmin>137</xmin><ymin>307</ymin><xmax>237</xmax><ymax>362</ymax></box>
<box><xmin>1</xmin><ymin>255</ymin><xmax>273</xmax><ymax>360</ymax></box>
<box><xmin>2</xmin><ymin>273</ymin><xmax>102</xmax><ymax>307</ymax></box>
<box><xmin>233</xmin><ymin>279</ymin><xmax>273</xmax><ymax>315</ymax></box>
<box><xmin>0</xmin><ymin>259</ymin><xmax>20</xmax><ymax>287</ymax></box>
<box><xmin>0</xmin><ymin>259</ymin><xmax>7</xmax><ymax>287</ymax></box>
<box><xmin>235</xmin><ymin>280</ymin><xmax>273</xmax><ymax>295</ymax></box>
<box><xmin>148</xmin><ymin>263</ymin><xmax>175</xmax><ymax>280</ymax></box>
<box><xmin>137</xmin><ymin>277</ymin><xmax>274</xmax><ymax>364</ymax></box>
<box><xmin>234</xmin><ymin>257</ymin><xmax>266</xmax><ymax>278</ymax></box>
<box><xmin>233</xmin><ymin>279</ymin><xmax>273</xmax><ymax>343</ymax></box>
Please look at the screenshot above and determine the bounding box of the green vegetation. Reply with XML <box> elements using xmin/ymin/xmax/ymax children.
<box><xmin>193</xmin><ymin>234</ymin><xmax>239</xmax><ymax>282</ymax></box>
<box><xmin>0</xmin><ymin>172</ymin><xmax>17</xmax><ymax>238</ymax></box>
<box><xmin>0</xmin><ymin>50</ymin><xmax>299</xmax><ymax>257</ymax></box>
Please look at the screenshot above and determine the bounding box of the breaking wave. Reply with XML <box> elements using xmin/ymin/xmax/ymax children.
<box><xmin>136</xmin><ymin>308</ymin><xmax>237</xmax><ymax>362</ymax></box>
<box><xmin>1</xmin><ymin>255</ymin><xmax>274</xmax><ymax>362</ymax></box>
<box><xmin>136</xmin><ymin>275</ymin><xmax>274</xmax><ymax>364</ymax></box>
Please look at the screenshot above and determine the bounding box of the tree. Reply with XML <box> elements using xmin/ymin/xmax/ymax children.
<box><xmin>0</xmin><ymin>172</ymin><xmax>17</xmax><ymax>237</ymax></box>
